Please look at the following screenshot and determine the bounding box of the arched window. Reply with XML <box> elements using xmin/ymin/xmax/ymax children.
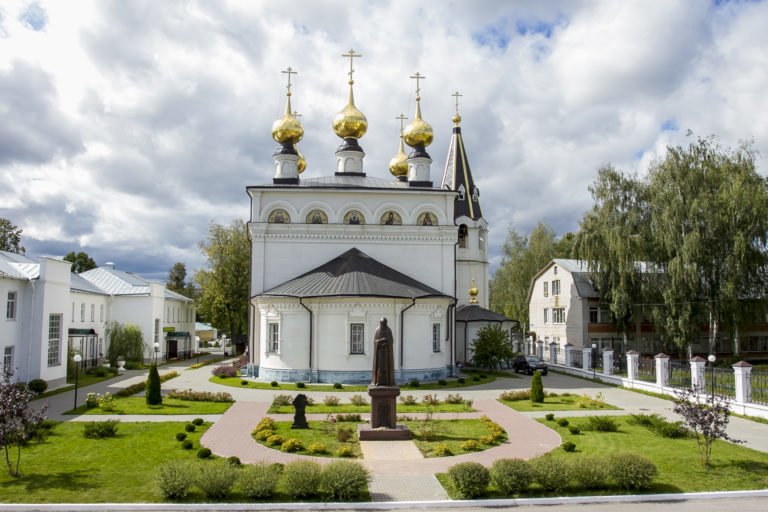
<box><xmin>306</xmin><ymin>210</ymin><xmax>328</xmax><ymax>224</ymax></box>
<box><xmin>268</xmin><ymin>209</ymin><xmax>290</xmax><ymax>223</ymax></box>
<box><xmin>343</xmin><ymin>210</ymin><xmax>365</xmax><ymax>225</ymax></box>
<box><xmin>380</xmin><ymin>211</ymin><xmax>402</xmax><ymax>225</ymax></box>
<box><xmin>458</xmin><ymin>224</ymin><xmax>468</xmax><ymax>248</ymax></box>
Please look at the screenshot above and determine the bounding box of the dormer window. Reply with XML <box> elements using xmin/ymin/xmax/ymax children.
<box><xmin>457</xmin><ymin>184</ymin><xmax>466</xmax><ymax>201</ymax></box>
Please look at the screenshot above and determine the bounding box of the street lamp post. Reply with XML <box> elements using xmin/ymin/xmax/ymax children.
<box><xmin>707</xmin><ymin>354</ymin><xmax>716</xmax><ymax>398</ymax></box>
<box><xmin>73</xmin><ymin>353</ymin><xmax>82</xmax><ymax>411</ymax></box>
<box><xmin>591</xmin><ymin>343</ymin><xmax>597</xmax><ymax>380</ymax></box>
<box><xmin>153</xmin><ymin>342</ymin><xmax>160</xmax><ymax>365</ymax></box>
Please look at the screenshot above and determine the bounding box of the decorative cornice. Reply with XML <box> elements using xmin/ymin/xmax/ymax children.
<box><xmin>250</xmin><ymin>226</ymin><xmax>457</xmax><ymax>243</ymax></box>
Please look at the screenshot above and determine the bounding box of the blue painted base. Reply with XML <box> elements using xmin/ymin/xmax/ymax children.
<box><xmin>256</xmin><ymin>366</ymin><xmax>449</xmax><ymax>384</ymax></box>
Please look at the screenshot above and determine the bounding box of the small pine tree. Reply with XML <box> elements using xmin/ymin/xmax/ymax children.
<box><xmin>146</xmin><ymin>363</ymin><xmax>162</xmax><ymax>405</ymax></box>
<box><xmin>530</xmin><ymin>370</ymin><xmax>544</xmax><ymax>403</ymax></box>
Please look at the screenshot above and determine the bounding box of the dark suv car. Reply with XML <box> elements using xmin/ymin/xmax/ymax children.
<box><xmin>512</xmin><ymin>355</ymin><xmax>549</xmax><ymax>375</ymax></box>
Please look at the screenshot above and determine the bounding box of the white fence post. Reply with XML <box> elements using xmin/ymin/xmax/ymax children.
<box><xmin>733</xmin><ymin>361</ymin><xmax>752</xmax><ymax>404</ymax></box>
<box><xmin>690</xmin><ymin>356</ymin><xmax>706</xmax><ymax>390</ymax></box>
<box><xmin>549</xmin><ymin>342</ymin><xmax>558</xmax><ymax>364</ymax></box>
<box><xmin>536</xmin><ymin>340</ymin><xmax>544</xmax><ymax>359</ymax></box>
<box><xmin>626</xmin><ymin>350</ymin><xmax>639</xmax><ymax>382</ymax></box>
<box><xmin>565</xmin><ymin>344</ymin><xmax>574</xmax><ymax>367</ymax></box>
<box><xmin>603</xmin><ymin>349</ymin><xmax>614</xmax><ymax>376</ymax></box>
<box><xmin>582</xmin><ymin>347</ymin><xmax>592</xmax><ymax>371</ymax></box>
<box><xmin>655</xmin><ymin>353</ymin><xmax>670</xmax><ymax>387</ymax></box>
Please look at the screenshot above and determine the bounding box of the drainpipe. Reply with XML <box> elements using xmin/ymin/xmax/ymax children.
<box><xmin>299</xmin><ymin>298</ymin><xmax>313</xmax><ymax>381</ymax></box>
<box><xmin>400</xmin><ymin>299</ymin><xmax>416</xmax><ymax>368</ymax></box>
<box><xmin>447</xmin><ymin>302</ymin><xmax>456</xmax><ymax>377</ymax></box>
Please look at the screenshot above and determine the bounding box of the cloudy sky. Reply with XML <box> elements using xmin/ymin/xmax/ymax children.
<box><xmin>1</xmin><ymin>0</ymin><xmax>766</xmax><ymax>281</ymax></box>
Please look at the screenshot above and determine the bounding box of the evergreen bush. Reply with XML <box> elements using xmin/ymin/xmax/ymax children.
<box><xmin>282</xmin><ymin>460</ymin><xmax>321</xmax><ymax>499</ymax></box>
<box><xmin>156</xmin><ymin>461</ymin><xmax>194</xmax><ymax>499</ymax></box>
<box><xmin>82</xmin><ymin>420</ymin><xmax>119</xmax><ymax>439</ymax></box>
<box><xmin>336</xmin><ymin>426</ymin><xmax>353</xmax><ymax>442</ymax></box>
<box><xmin>461</xmin><ymin>439</ymin><xmax>480</xmax><ymax>451</ymax></box>
<box><xmin>145</xmin><ymin>364</ymin><xmax>162</xmax><ymax>406</ymax></box>
<box><xmin>432</xmin><ymin>443</ymin><xmax>452</xmax><ymax>456</ymax></box>
<box><xmin>307</xmin><ymin>442</ymin><xmax>327</xmax><ymax>454</ymax></box>
<box><xmin>27</xmin><ymin>379</ymin><xmax>48</xmax><ymax>394</ymax></box>
<box><xmin>185</xmin><ymin>423</ymin><xmax>196</xmax><ymax>433</ymax></box>
<box><xmin>181</xmin><ymin>440</ymin><xmax>193</xmax><ymax>450</ymax></box>
<box><xmin>557</xmin><ymin>418</ymin><xmax>570</xmax><ymax>427</ymax></box>
<box><xmin>296</xmin><ymin>381</ymin><xmax>306</xmax><ymax>388</ymax></box>
<box><xmin>175</xmin><ymin>432</ymin><xmax>187</xmax><ymax>442</ymax></box>
<box><xmin>545</xmin><ymin>413</ymin><xmax>555</xmax><ymax>421</ymax></box>
<box><xmin>490</xmin><ymin>459</ymin><xmax>532</xmax><ymax>496</ymax></box>
<box><xmin>568</xmin><ymin>426</ymin><xmax>581</xmax><ymax>435</ymax></box>
<box><xmin>227</xmin><ymin>456</ymin><xmax>241</xmax><ymax>466</ymax></box>
<box><xmin>239</xmin><ymin>463</ymin><xmax>280</xmax><ymax>499</ymax></box>
<box><xmin>197</xmin><ymin>447</ymin><xmax>212</xmax><ymax>459</ymax></box>
<box><xmin>320</xmin><ymin>460</ymin><xmax>370</xmax><ymax>501</ymax></box>
<box><xmin>333</xmin><ymin>382</ymin><xmax>343</xmax><ymax>389</ymax></box>
<box><xmin>192</xmin><ymin>417</ymin><xmax>204</xmax><ymax>426</ymax></box>
<box><xmin>530</xmin><ymin>370</ymin><xmax>545</xmax><ymax>403</ymax></box>
<box><xmin>196</xmin><ymin>461</ymin><xmax>238</xmax><ymax>498</ymax></box>
<box><xmin>457</xmin><ymin>377</ymin><xmax>465</xmax><ymax>384</ymax></box>
<box><xmin>447</xmin><ymin>462</ymin><xmax>490</xmax><ymax>499</ymax></box>
<box><xmin>561</xmin><ymin>441</ymin><xmax>576</xmax><ymax>452</ymax></box>
<box><xmin>582</xmin><ymin>416</ymin><xmax>620</xmax><ymax>432</ymax></box>
<box><xmin>270</xmin><ymin>381</ymin><xmax>279</xmax><ymax>387</ymax></box>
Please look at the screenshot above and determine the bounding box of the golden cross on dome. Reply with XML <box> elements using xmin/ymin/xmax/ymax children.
<box><xmin>452</xmin><ymin>91</ymin><xmax>463</xmax><ymax>115</ymax></box>
<box><xmin>292</xmin><ymin>110</ymin><xmax>302</xmax><ymax>118</ymax></box>
<box><xmin>342</xmin><ymin>49</ymin><xmax>362</xmax><ymax>84</ymax></box>
<box><xmin>396</xmin><ymin>113</ymin><xmax>408</xmax><ymax>134</ymax></box>
<box><xmin>281</xmin><ymin>67</ymin><xmax>297</xmax><ymax>95</ymax></box>
<box><xmin>410</xmin><ymin>72</ymin><xmax>426</xmax><ymax>99</ymax></box>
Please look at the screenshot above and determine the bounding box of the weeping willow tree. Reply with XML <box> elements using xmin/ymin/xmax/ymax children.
<box><xmin>105</xmin><ymin>321</ymin><xmax>146</xmax><ymax>365</ymax></box>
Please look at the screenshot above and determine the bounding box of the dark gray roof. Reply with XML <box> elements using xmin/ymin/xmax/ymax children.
<box><xmin>440</xmin><ymin>126</ymin><xmax>483</xmax><ymax>221</ymax></box>
<box><xmin>456</xmin><ymin>304</ymin><xmax>515</xmax><ymax>323</ymax></box>
<box><xmin>258</xmin><ymin>248</ymin><xmax>451</xmax><ymax>299</ymax></box>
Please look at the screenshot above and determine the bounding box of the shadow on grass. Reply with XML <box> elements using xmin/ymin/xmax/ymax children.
<box><xmin>4</xmin><ymin>469</ymin><xmax>91</xmax><ymax>492</ymax></box>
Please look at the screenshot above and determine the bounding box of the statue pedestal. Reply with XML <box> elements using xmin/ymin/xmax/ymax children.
<box><xmin>359</xmin><ymin>385</ymin><xmax>411</xmax><ymax>441</ymax></box>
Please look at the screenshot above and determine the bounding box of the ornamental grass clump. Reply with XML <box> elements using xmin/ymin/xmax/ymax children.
<box><xmin>530</xmin><ymin>454</ymin><xmax>570</xmax><ymax>493</ymax></box>
<box><xmin>156</xmin><ymin>461</ymin><xmax>194</xmax><ymax>499</ymax></box>
<box><xmin>582</xmin><ymin>416</ymin><xmax>620</xmax><ymax>432</ymax></box>
<box><xmin>349</xmin><ymin>394</ymin><xmax>368</xmax><ymax>406</ymax></box>
<box><xmin>282</xmin><ymin>460</ymin><xmax>321</xmax><ymax>499</ymax></box>
<box><xmin>490</xmin><ymin>458</ymin><xmax>532</xmax><ymax>496</ymax></box>
<box><xmin>320</xmin><ymin>460</ymin><xmax>370</xmax><ymax>501</ymax></box>
<box><xmin>239</xmin><ymin>462</ymin><xmax>280</xmax><ymax>499</ymax></box>
<box><xmin>609</xmin><ymin>452</ymin><xmax>657</xmax><ymax>489</ymax></box>
<box><xmin>571</xmin><ymin>454</ymin><xmax>610</xmax><ymax>490</ymax></box>
<box><xmin>196</xmin><ymin>461</ymin><xmax>238</xmax><ymax>499</ymax></box>
<box><xmin>82</xmin><ymin>420</ymin><xmax>119</xmax><ymax>439</ymax></box>
<box><xmin>447</xmin><ymin>462</ymin><xmax>490</xmax><ymax>499</ymax></box>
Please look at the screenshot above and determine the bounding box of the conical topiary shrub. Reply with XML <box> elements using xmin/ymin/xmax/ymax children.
<box><xmin>530</xmin><ymin>370</ymin><xmax>545</xmax><ymax>403</ymax></box>
<box><xmin>146</xmin><ymin>363</ymin><xmax>162</xmax><ymax>405</ymax></box>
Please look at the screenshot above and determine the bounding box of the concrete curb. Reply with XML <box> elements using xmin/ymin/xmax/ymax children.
<box><xmin>1</xmin><ymin>489</ymin><xmax>768</xmax><ymax>511</ymax></box>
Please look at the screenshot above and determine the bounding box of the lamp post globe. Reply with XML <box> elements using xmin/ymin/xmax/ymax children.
<box><xmin>153</xmin><ymin>342</ymin><xmax>160</xmax><ymax>364</ymax></box>
<box><xmin>591</xmin><ymin>343</ymin><xmax>597</xmax><ymax>379</ymax></box>
<box><xmin>707</xmin><ymin>354</ymin><xmax>716</xmax><ymax>397</ymax></box>
<box><xmin>73</xmin><ymin>354</ymin><xmax>82</xmax><ymax>411</ymax></box>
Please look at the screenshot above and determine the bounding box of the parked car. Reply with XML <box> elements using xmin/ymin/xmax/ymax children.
<box><xmin>512</xmin><ymin>355</ymin><xmax>549</xmax><ymax>375</ymax></box>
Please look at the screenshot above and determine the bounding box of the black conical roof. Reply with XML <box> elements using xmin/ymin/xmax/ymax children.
<box><xmin>441</xmin><ymin>126</ymin><xmax>483</xmax><ymax>221</ymax></box>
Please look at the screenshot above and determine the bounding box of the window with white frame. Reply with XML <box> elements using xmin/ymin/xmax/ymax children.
<box><xmin>268</xmin><ymin>322</ymin><xmax>280</xmax><ymax>352</ymax></box>
<box><xmin>71</xmin><ymin>302</ymin><xmax>75</xmax><ymax>321</ymax></box>
<box><xmin>6</xmin><ymin>291</ymin><xmax>17</xmax><ymax>320</ymax></box>
<box><xmin>543</xmin><ymin>308</ymin><xmax>549</xmax><ymax>324</ymax></box>
<box><xmin>432</xmin><ymin>323</ymin><xmax>441</xmax><ymax>352</ymax></box>
<box><xmin>80</xmin><ymin>303</ymin><xmax>85</xmax><ymax>322</ymax></box>
<box><xmin>552</xmin><ymin>280</ymin><xmax>561</xmax><ymax>296</ymax></box>
<box><xmin>552</xmin><ymin>308</ymin><xmax>565</xmax><ymax>324</ymax></box>
<box><xmin>350</xmin><ymin>323</ymin><xmax>365</xmax><ymax>354</ymax></box>
<box><xmin>543</xmin><ymin>282</ymin><xmax>548</xmax><ymax>297</ymax></box>
<box><xmin>47</xmin><ymin>314</ymin><xmax>62</xmax><ymax>367</ymax></box>
<box><xmin>90</xmin><ymin>304</ymin><xmax>95</xmax><ymax>322</ymax></box>
<box><xmin>100</xmin><ymin>304</ymin><xmax>104</xmax><ymax>322</ymax></box>
<box><xmin>3</xmin><ymin>346</ymin><xmax>13</xmax><ymax>369</ymax></box>
<box><xmin>554</xmin><ymin>266</ymin><xmax>558</xmax><ymax>275</ymax></box>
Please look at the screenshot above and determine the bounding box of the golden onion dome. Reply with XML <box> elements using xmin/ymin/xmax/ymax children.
<box><xmin>271</xmin><ymin>93</ymin><xmax>304</xmax><ymax>145</ymax></box>
<box><xmin>452</xmin><ymin>113</ymin><xmax>462</xmax><ymax>126</ymax></box>
<box><xmin>469</xmin><ymin>278</ymin><xmax>479</xmax><ymax>304</ymax></box>
<box><xmin>332</xmin><ymin>86</ymin><xmax>368</xmax><ymax>139</ymax></box>
<box><xmin>388</xmin><ymin>138</ymin><xmax>408</xmax><ymax>177</ymax></box>
<box><xmin>295</xmin><ymin>145</ymin><xmax>307</xmax><ymax>174</ymax></box>
<box><xmin>404</xmin><ymin>99</ymin><xmax>433</xmax><ymax>148</ymax></box>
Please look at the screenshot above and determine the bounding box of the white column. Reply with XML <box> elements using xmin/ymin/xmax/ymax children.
<box><xmin>655</xmin><ymin>353</ymin><xmax>670</xmax><ymax>387</ymax></box>
<box><xmin>732</xmin><ymin>361</ymin><xmax>752</xmax><ymax>404</ymax></box>
<box><xmin>582</xmin><ymin>347</ymin><xmax>592</xmax><ymax>370</ymax></box>
<box><xmin>603</xmin><ymin>350</ymin><xmax>614</xmax><ymax>376</ymax></box>
<box><xmin>690</xmin><ymin>356</ymin><xmax>706</xmax><ymax>390</ymax></box>
<box><xmin>626</xmin><ymin>350</ymin><xmax>639</xmax><ymax>381</ymax></box>
<box><xmin>564</xmin><ymin>344</ymin><xmax>574</xmax><ymax>367</ymax></box>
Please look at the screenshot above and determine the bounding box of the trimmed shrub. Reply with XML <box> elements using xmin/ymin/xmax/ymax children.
<box><xmin>239</xmin><ymin>463</ymin><xmax>280</xmax><ymax>499</ymax></box>
<box><xmin>266</xmin><ymin>435</ymin><xmax>284</xmax><ymax>446</ymax></box>
<box><xmin>444</xmin><ymin>393</ymin><xmax>465</xmax><ymax>404</ymax></box>
<box><xmin>472</xmin><ymin>376</ymin><xmax>480</xmax><ymax>382</ymax></box>
<box><xmin>568</xmin><ymin>426</ymin><xmax>581</xmax><ymax>435</ymax></box>
<box><xmin>500</xmin><ymin>389</ymin><xmax>531</xmax><ymax>401</ymax></box>
<box><xmin>254</xmin><ymin>417</ymin><xmax>276</xmax><ymax>433</ymax></box>
<box><xmin>479</xmin><ymin>374</ymin><xmax>487</xmax><ymax>379</ymax></box>
<box><xmin>146</xmin><ymin>363</ymin><xmax>162</xmax><ymax>405</ymax></box>
<box><xmin>241</xmin><ymin>380</ymin><xmax>249</xmax><ymax>386</ymax></box>
<box><xmin>281</xmin><ymin>438</ymin><xmax>304</xmax><ymax>452</ymax></box>
<box><xmin>85</xmin><ymin>392</ymin><xmax>99</xmax><ymax>408</ymax></box>
<box><xmin>307</xmin><ymin>442</ymin><xmax>327</xmax><ymax>454</ymax></box>
<box><xmin>479</xmin><ymin>435</ymin><xmax>495</xmax><ymax>445</ymax></box>
<box><xmin>192</xmin><ymin>417</ymin><xmax>204</xmax><ymax>426</ymax></box>
<box><xmin>97</xmin><ymin>392</ymin><xmax>117</xmax><ymax>412</ymax></box>
<box><xmin>212</xmin><ymin>365</ymin><xmax>238</xmax><ymax>378</ymax></box>
<box><xmin>167</xmin><ymin>389</ymin><xmax>233</xmax><ymax>402</ymax></box>
<box><xmin>196</xmin><ymin>461</ymin><xmax>238</xmax><ymax>499</ymax></box>
<box><xmin>323</xmin><ymin>395</ymin><xmax>340</xmax><ymax>406</ymax></box>
<box><xmin>545</xmin><ymin>413</ymin><xmax>555</xmax><ymax>421</ymax></box>
<box><xmin>296</xmin><ymin>381</ymin><xmax>306</xmax><ymax>388</ymax></box>
<box><xmin>408</xmin><ymin>378</ymin><xmax>420</xmax><ymax>387</ymax></box>
<box><xmin>422</xmin><ymin>394</ymin><xmax>440</xmax><ymax>406</ymax></box>
<box><xmin>271</xmin><ymin>394</ymin><xmax>292</xmax><ymax>407</ymax></box>
<box><xmin>448</xmin><ymin>462</ymin><xmax>490</xmax><ymax>499</ymax></box>
<box><xmin>197</xmin><ymin>447</ymin><xmax>212</xmax><ymax>459</ymax></box>
<box><xmin>457</xmin><ymin>377</ymin><xmax>465</xmax><ymax>384</ymax></box>
<box><xmin>490</xmin><ymin>459</ymin><xmax>532</xmax><ymax>496</ymax></box>
<box><xmin>181</xmin><ymin>440</ymin><xmax>193</xmax><ymax>450</ymax></box>
<box><xmin>83</xmin><ymin>420</ymin><xmax>119</xmax><ymax>439</ymax></box>
<box><xmin>175</xmin><ymin>432</ymin><xmax>187</xmax><ymax>442</ymax></box>
<box><xmin>333</xmin><ymin>382</ymin><xmax>343</xmax><ymax>389</ymax></box>
<box><xmin>336</xmin><ymin>446</ymin><xmax>354</xmax><ymax>457</ymax></box>
<box><xmin>530</xmin><ymin>455</ymin><xmax>570</xmax><ymax>492</ymax></box>
<box><xmin>185</xmin><ymin>423</ymin><xmax>196</xmax><ymax>433</ymax></box>
<box><xmin>349</xmin><ymin>394</ymin><xmax>368</xmax><ymax>406</ymax></box>
<box><xmin>557</xmin><ymin>418</ymin><xmax>570</xmax><ymax>427</ymax></box>
<box><xmin>530</xmin><ymin>370</ymin><xmax>545</xmax><ymax>403</ymax></box>
<box><xmin>254</xmin><ymin>429</ymin><xmax>274</xmax><ymax>441</ymax></box>
<box><xmin>270</xmin><ymin>381</ymin><xmax>279</xmax><ymax>387</ymax></box>
<box><xmin>438</xmin><ymin>379</ymin><xmax>447</xmax><ymax>386</ymax></box>
<box><xmin>282</xmin><ymin>460</ymin><xmax>321</xmax><ymax>499</ymax></box>
<box><xmin>336</xmin><ymin>427</ymin><xmax>353</xmax><ymax>442</ymax></box>
<box><xmin>26</xmin><ymin>419</ymin><xmax>59</xmax><ymax>444</ymax></box>
<box><xmin>432</xmin><ymin>443</ymin><xmax>452</xmax><ymax>456</ymax></box>
<box><xmin>336</xmin><ymin>413</ymin><xmax>362</xmax><ymax>422</ymax></box>
<box><xmin>582</xmin><ymin>416</ymin><xmax>620</xmax><ymax>432</ymax></box>
<box><xmin>320</xmin><ymin>460</ymin><xmax>370</xmax><ymax>501</ymax></box>
<box><xmin>461</xmin><ymin>439</ymin><xmax>481</xmax><ymax>451</ymax></box>
<box><xmin>609</xmin><ymin>452</ymin><xmax>657</xmax><ymax>489</ymax></box>
<box><xmin>561</xmin><ymin>441</ymin><xmax>576</xmax><ymax>452</ymax></box>
<box><xmin>571</xmin><ymin>454</ymin><xmax>609</xmax><ymax>489</ymax></box>
<box><xmin>27</xmin><ymin>378</ymin><xmax>48</xmax><ymax>394</ymax></box>
<box><xmin>576</xmin><ymin>392</ymin><xmax>607</xmax><ymax>409</ymax></box>
<box><xmin>156</xmin><ymin>461</ymin><xmax>194</xmax><ymax>499</ymax></box>
<box><xmin>628</xmin><ymin>413</ymin><xmax>688</xmax><ymax>438</ymax></box>
<box><xmin>399</xmin><ymin>394</ymin><xmax>417</xmax><ymax>405</ymax></box>
<box><xmin>228</xmin><ymin>456</ymin><xmax>241</xmax><ymax>467</ymax></box>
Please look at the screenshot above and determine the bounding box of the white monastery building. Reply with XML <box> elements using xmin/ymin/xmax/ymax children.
<box><xmin>246</xmin><ymin>54</ymin><xmax>514</xmax><ymax>383</ymax></box>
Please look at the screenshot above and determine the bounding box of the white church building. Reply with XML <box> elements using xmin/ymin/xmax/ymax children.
<box><xmin>246</xmin><ymin>56</ymin><xmax>515</xmax><ymax>383</ymax></box>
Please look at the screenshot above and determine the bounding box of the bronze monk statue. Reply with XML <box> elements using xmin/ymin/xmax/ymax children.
<box><xmin>372</xmin><ymin>318</ymin><xmax>395</xmax><ymax>386</ymax></box>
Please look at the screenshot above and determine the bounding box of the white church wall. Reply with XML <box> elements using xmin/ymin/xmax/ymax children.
<box><xmin>1</xmin><ymin>276</ymin><xmax>28</xmax><ymax>381</ymax></box>
<box><xmin>33</xmin><ymin>258</ymin><xmax>71</xmax><ymax>387</ymax></box>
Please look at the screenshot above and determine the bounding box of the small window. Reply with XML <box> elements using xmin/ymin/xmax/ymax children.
<box><xmin>80</xmin><ymin>303</ymin><xmax>85</xmax><ymax>322</ymax></box>
<box><xmin>432</xmin><ymin>323</ymin><xmax>441</xmax><ymax>352</ymax></box>
<box><xmin>543</xmin><ymin>282</ymin><xmax>548</xmax><ymax>297</ymax></box>
<box><xmin>6</xmin><ymin>291</ymin><xmax>17</xmax><ymax>320</ymax></box>
<box><xmin>268</xmin><ymin>322</ymin><xmax>280</xmax><ymax>352</ymax></box>
<box><xmin>100</xmin><ymin>304</ymin><xmax>104</xmax><ymax>322</ymax></box>
<box><xmin>543</xmin><ymin>308</ymin><xmax>549</xmax><ymax>324</ymax></box>
<box><xmin>3</xmin><ymin>345</ymin><xmax>13</xmax><ymax>369</ymax></box>
<box><xmin>458</xmin><ymin>225</ymin><xmax>468</xmax><ymax>248</ymax></box>
<box><xmin>554</xmin><ymin>266</ymin><xmax>558</xmax><ymax>275</ymax></box>
<box><xmin>589</xmin><ymin>307</ymin><xmax>598</xmax><ymax>323</ymax></box>
<box><xmin>350</xmin><ymin>323</ymin><xmax>365</xmax><ymax>354</ymax></box>
<box><xmin>71</xmin><ymin>302</ymin><xmax>75</xmax><ymax>322</ymax></box>
<box><xmin>552</xmin><ymin>280</ymin><xmax>561</xmax><ymax>296</ymax></box>
<box><xmin>90</xmin><ymin>304</ymin><xmax>95</xmax><ymax>322</ymax></box>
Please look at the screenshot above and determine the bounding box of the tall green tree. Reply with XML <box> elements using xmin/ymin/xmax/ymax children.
<box><xmin>63</xmin><ymin>251</ymin><xmax>97</xmax><ymax>273</ymax></box>
<box><xmin>195</xmin><ymin>219</ymin><xmax>250</xmax><ymax>342</ymax></box>
<box><xmin>576</xmin><ymin>166</ymin><xmax>649</xmax><ymax>350</ymax></box>
<box><xmin>0</xmin><ymin>218</ymin><xmax>25</xmax><ymax>254</ymax></box>
<box><xmin>490</xmin><ymin>223</ymin><xmax>572</xmax><ymax>334</ymax></box>
<box><xmin>166</xmin><ymin>262</ymin><xmax>196</xmax><ymax>298</ymax></box>
<box><xmin>105</xmin><ymin>321</ymin><xmax>146</xmax><ymax>365</ymax></box>
<box><xmin>470</xmin><ymin>324</ymin><xmax>513</xmax><ymax>371</ymax></box>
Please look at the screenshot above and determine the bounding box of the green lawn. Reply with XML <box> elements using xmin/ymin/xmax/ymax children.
<box><xmin>268</xmin><ymin>402</ymin><xmax>473</xmax><ymax>414</ymax></box>
<box><xmin>499</xmin><ymin>396</ymin><xmax>621</xmax><ymax>412</ymax></box>
<box><xmin>210</xmin><ymin>373</ymin><xmax>500</xmax><ymax>391</ymax></box>
<box><xmin>439</xmin><ymin>415</ymin><xmax>768</xmax><ymax>499</ymax></box>
<box><xmin>33</xmin><ymin>372</ymin><xmax>120</xmax><ymax>401</ymax></box>
<box><xmin>66</xmin><ymin>397</ymin><xmax>233</xmax><ymax>416</ymax></box>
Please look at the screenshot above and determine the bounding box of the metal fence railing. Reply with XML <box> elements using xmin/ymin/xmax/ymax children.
<box><xmin>668</xmin><ymin>361</ymin><xmax>691</xmax><ymax>390</ymax></box>
<box><xmin>749</xmin><ymin>370</ymin><xmax>768</xmax><ymax>406</ymax></box>
<box><xmin>637</xmin><ymin>358</ymin><xmax>656</xmax><ymax>382</ymax></box>
<box><xmin>571</xmin><ymin>350</ymin><xmax>583</xmax><ymax>369</ymax></box>
<box><xmin>707</xmin><ymin>367</ymin><xmax>735</xmax><ymax>398</ymax></box>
